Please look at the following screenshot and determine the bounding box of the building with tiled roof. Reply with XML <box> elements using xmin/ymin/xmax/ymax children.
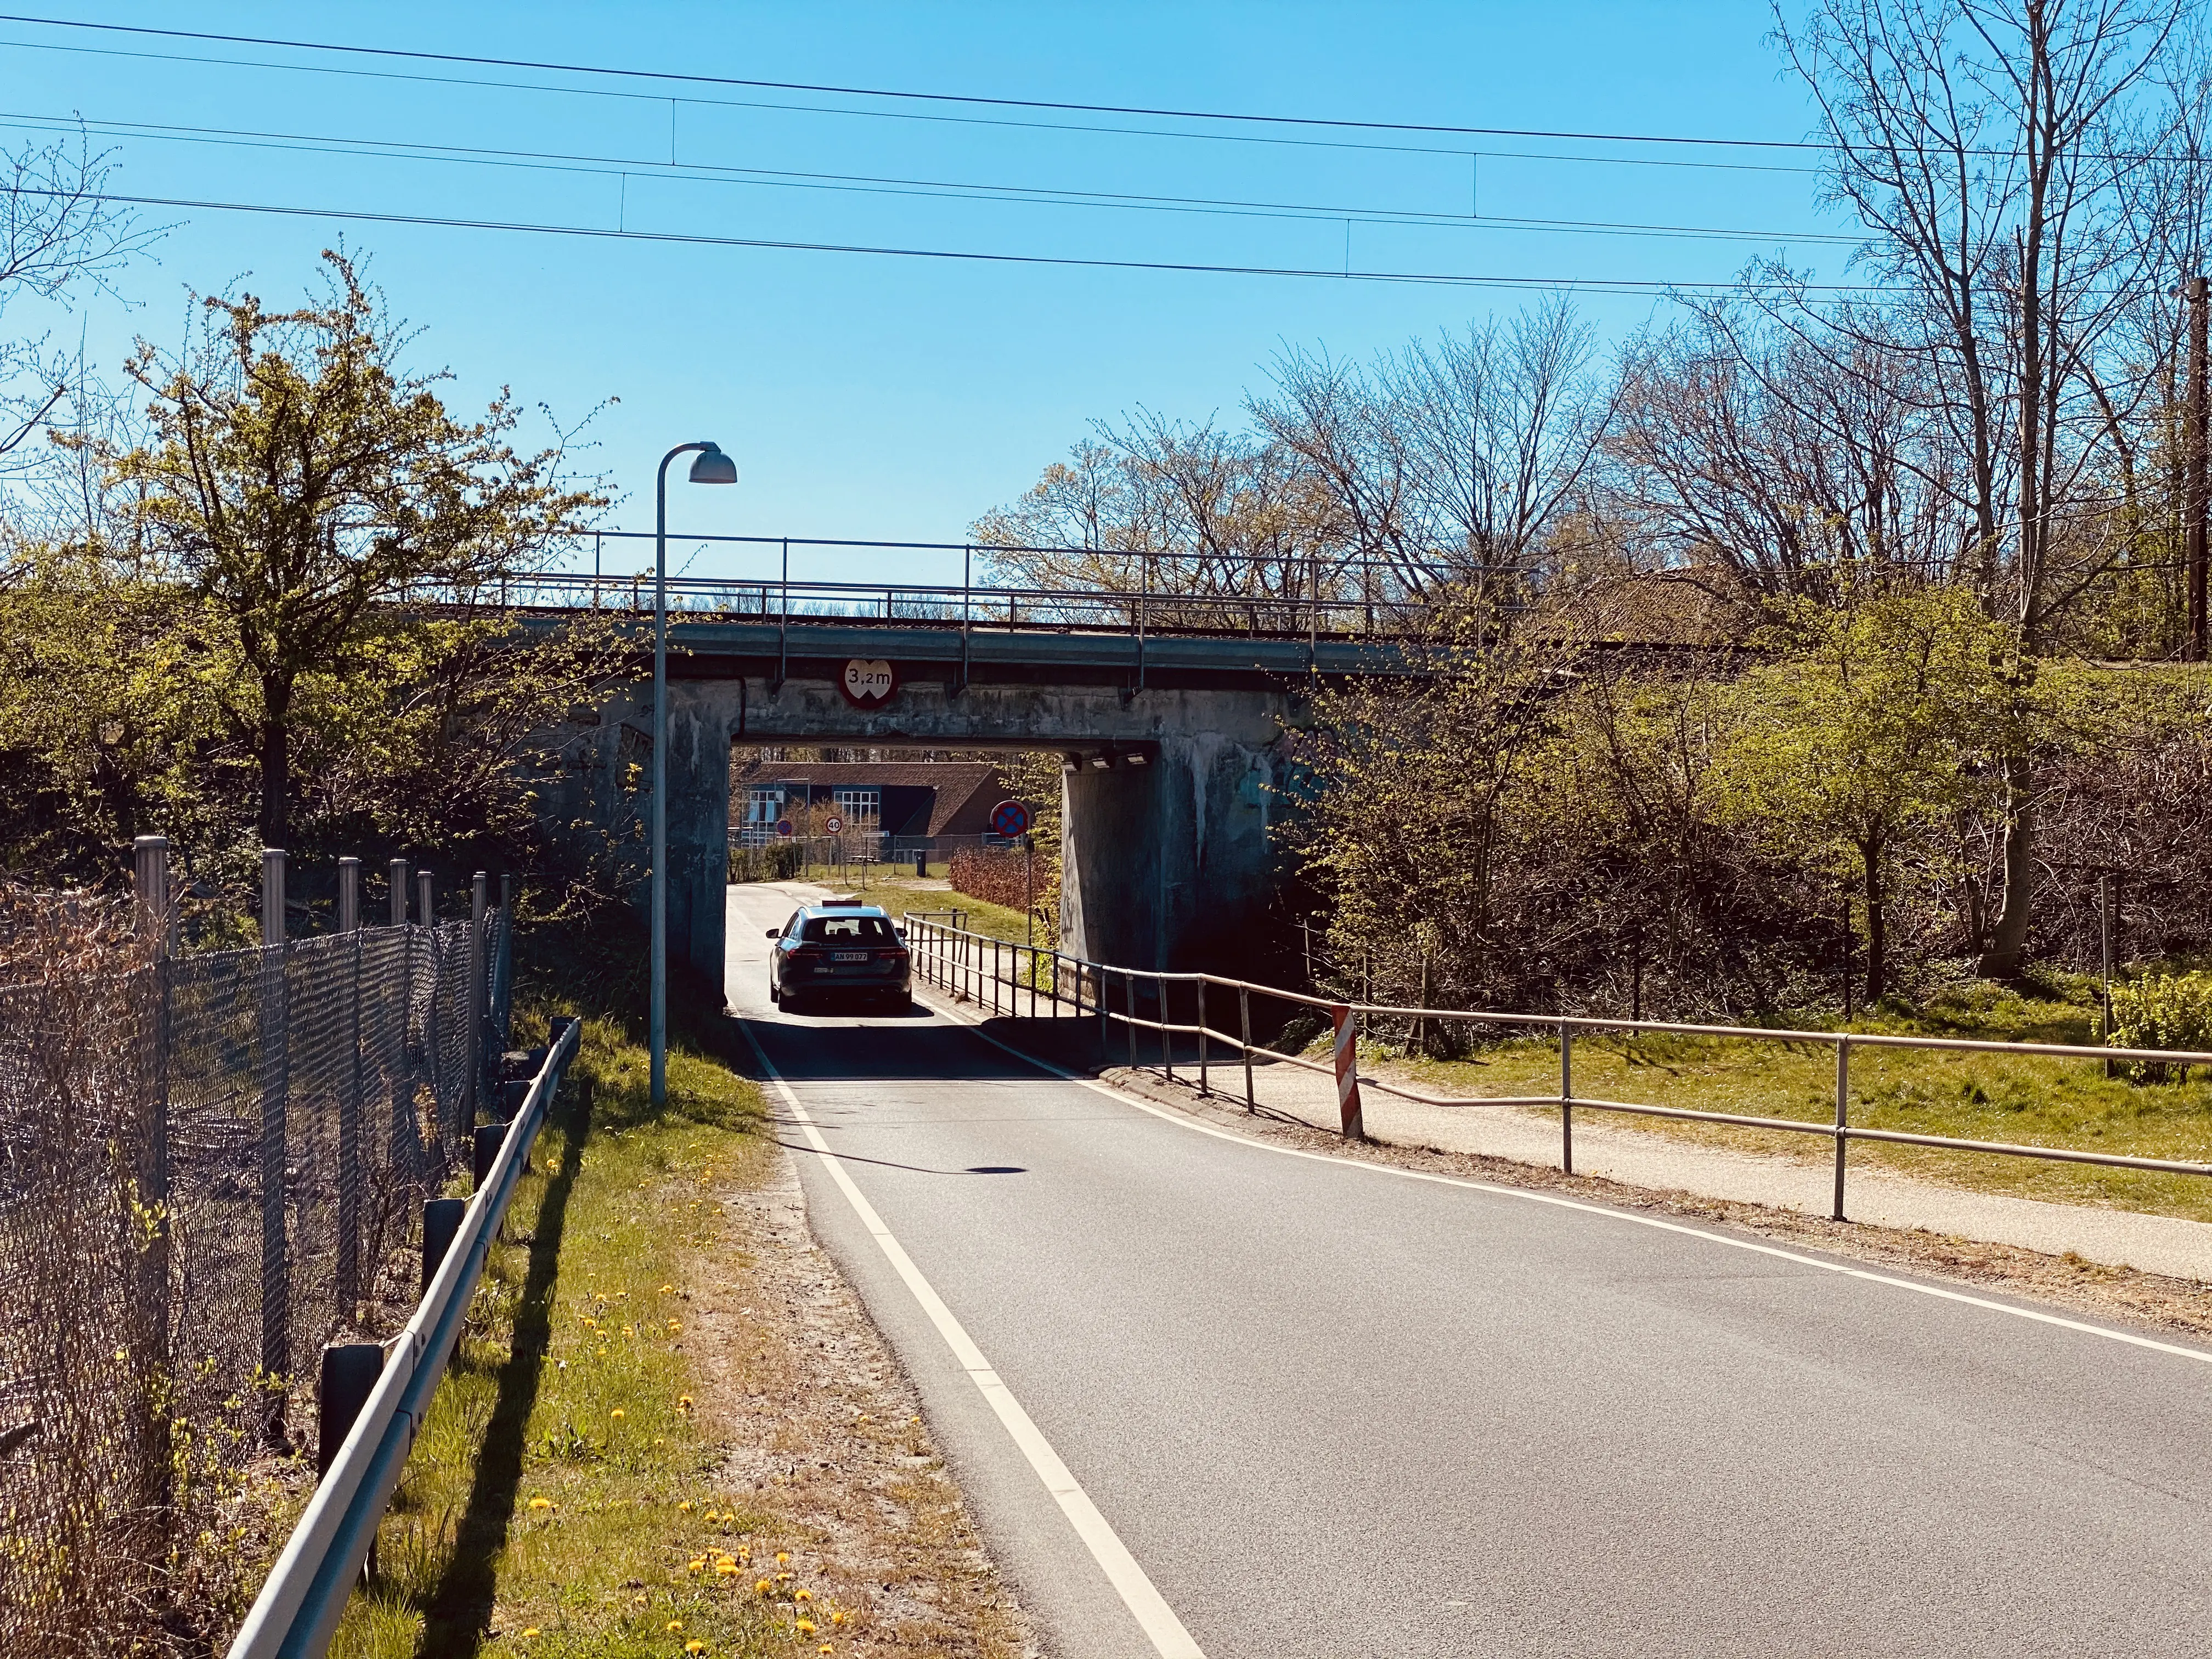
<box><xmin>729</xmin><ymin>758</ymin><xmax>1011</xmax><ymax>843</ymax></box>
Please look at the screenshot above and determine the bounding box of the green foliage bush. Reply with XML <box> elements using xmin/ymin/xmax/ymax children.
<box><xmin>2106</xmin><ymin>972</ymin><xmax>2212</xmax><ymax>1079</ymax></box>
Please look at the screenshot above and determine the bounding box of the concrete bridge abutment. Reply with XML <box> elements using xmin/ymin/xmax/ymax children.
<box><xmin>541</xmin><ymin>668</ymin><xmax>1301</xmax><ymax>1000</ymax></box>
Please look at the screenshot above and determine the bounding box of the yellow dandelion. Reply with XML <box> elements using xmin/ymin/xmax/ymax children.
<box><xmin>520</xmin><ymin>1629</ymin><xmax>540</xmax><ymax>1640</ymax></box>
<box><xmin>830</xmin><ymin>1611</ymin><xmax>847</xmax><ymax>1626</ymax></box>
<box><xmin>776</xmin><ymin>1552</ymin><xmax>791</xmax><ymax>1566</ymax></box>
<box><xmin>665</xmin><ymin>1620</ymin><xmax>684</xmax><ymax>1633</ymax></box>
<box><xmin>678</xmin><ymin>1394</ymin><xmax>694</xmax><ymax>1411</ymax></box>
<box><xmin>667</xmin><ymin>1319</ymin><xmax>683</xmax><ymax>1333</ymax></box>
<box><xmin>678</xmin><ymin>1500</ymin><xmax>693</xmax><ymax>1513</ymax></box>
<box><xmin>795</xmin><ymin>1620</ymin><xmax>816</xmax><ymax>1636</ymax></box>
<box><xmin>659</xmin><ymin>1283</ymin><xmax>674</xmax><ymax>1294</ymax></box>
<box><xmin>527</xmin><ymin>1497</ymin><xmax>551</xmax><ymax>1511</ymax></box>
<box><xmin>596</xmin><ymin>1346</ymin><xmax>608</xmax><ymax>1357</ymax></box>
<box><xmin>794</xmin><ymin>1588</ymin><xmax>812</xmax><ymax>1602</ymax></box>
<box><xmin>755</xmin><ymin>1578</ymin><xmax>773</xmax><ymax>1596</ymax></box>
<box><xmin>715</xmin><ymin>1562</ymin><xmax>740</xmax><ymax>1578</ymax></box>
<box><xmin>686</xmin><ymin>1645</ymin><xmax>707</xmax><ymax>1656</ymax></box>
<box><xmin>820</xmin><ymin>1647</ymin><xmax>834</xmax><ymax>1656</ymax></box>
<box><xmin>609</xmin><ymin>1408</ymin><xmax>626</xmax><ymax>1421</ymax></box>
<box><xmin>686</xmin><ymin>1558</ymin><xmax>706</xmax><ymax>1574</ymax></box>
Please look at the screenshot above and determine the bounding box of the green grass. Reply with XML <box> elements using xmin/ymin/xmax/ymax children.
<box><xmin>1367</xmin><ymin>981</ymin><xmax>2212</xmax><ymax>1220</ymax></box>
<box><xmin>329</xmin><ymin>1008</ymin><xmax>812</xmax><ymax>1659</ymax></box>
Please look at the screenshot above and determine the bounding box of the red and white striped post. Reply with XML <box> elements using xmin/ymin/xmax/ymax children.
<box><xmin>1331</xmin><ymin>1002</ymin><xmax>1365</xmax><ymax>1139</ymax></box>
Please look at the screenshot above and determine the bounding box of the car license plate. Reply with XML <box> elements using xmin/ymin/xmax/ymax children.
<box><xmin>832</xmin><ymin>951</ymin><xmax>868</xmax><ymax>962</ymax></box>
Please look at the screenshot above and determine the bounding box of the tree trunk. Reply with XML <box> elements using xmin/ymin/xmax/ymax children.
<box><xmin>1978</xmin><ymin>745</ymin><xmax>2037</xmax><ymax>980</ymax></box>
<box><xmin>257</xmin><ymin>713</ymin><xmax>290</xmax><ymax>849</ymax></box>
<box><xmin>1861</xmin><ymin>836</ymin><xmax>1887</xmax><ymax>1005</ymax></box>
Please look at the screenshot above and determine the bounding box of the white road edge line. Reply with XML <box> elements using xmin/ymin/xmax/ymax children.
<box><xmin>736</xmin><ymin>1020</ymin><xmax>1207</xmax><ymax>1659</ymax></box>
<box><xmin>916</xmin><ymin>985</ymin><xmax>2212</xmax><ymax>1369</ymax></box>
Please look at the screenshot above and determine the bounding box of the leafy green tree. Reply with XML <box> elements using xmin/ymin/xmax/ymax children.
<box><xmin>101</xmin><ymin>249</ymin><xmax>601</xmax><ymax>847</ymax></box>
<box><xmin>1712</xmin><ymin>587</ymin><xmax>2018</xmax><ymax>1001</ymax></box>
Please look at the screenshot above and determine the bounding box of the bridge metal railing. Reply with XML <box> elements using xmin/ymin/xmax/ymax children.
<box><xmin>899</xmin><ymin>917</ymin><xmax>2212</xmax><ymax>1224</ymax></box>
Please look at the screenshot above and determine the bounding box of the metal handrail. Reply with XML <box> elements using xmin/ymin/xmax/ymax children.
<box><xmin>225</xmin><ymin>1016</ymin><xmax>581</xmax><ymax>1659</ymax></box>
<box><xmin>898</xmin><ymin>917</ymin><xmax>2212</xmax><ymax>1220</ymax></box>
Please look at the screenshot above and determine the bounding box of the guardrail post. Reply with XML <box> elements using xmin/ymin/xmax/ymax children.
<box><xmin>473</xmin><ymin>1122</ymin><xmax>507</xmax><ymax>1192</ymax></box>
<box><xmin>258</xmin><ymin>847</ymin><xmax>290</xmax><ymax>1445</ymax></box>
<box><xmin>1197</xmin><ymin>980</ymin><xmax>1209</xmax><ymax>1095</ymax></box>
<box><xmin>421</xmin><ymin>1197</ymin><xmax>466</xmax><ymax>1295</ymax></box>
<box><xmin>1559</xmin><ymin>1016</ymin><xmax>1574</xmax><ymax>1175</ymax></box>
<box><xmin>1125</xmin><ymin>971</ymin><xmax>1139</xmax><ymax>1070</ymax></box>
<box><xmin>1160</xmin><ymin>973</ymin><xmax>1174</xmax><ymax>1082</ymax></box>
<box><xmin>1332</xmin><ymin>1002</ymin><xmax>1364</xmax><ymax>1139</ymax></box>
<box><xmin>1240</xmin><ymin>986</ymin><xmax>1255</xmax><ymax>1110</ymax></box>
<box><xmin>317</xmin><ymin>1343</ymin><xmax>384</xmax><ymax>1483</ymax></box>
<box><xmin>1833</xmin><ymin>1036</ymin><xmax>1851</xmax><ymax>1222</ymax></box>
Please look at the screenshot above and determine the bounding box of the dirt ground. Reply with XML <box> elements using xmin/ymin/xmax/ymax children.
<box><xmin>682</xmin><ymin>1144</ymin><xmax>1038</xmax><ymax>1659</ymax></box>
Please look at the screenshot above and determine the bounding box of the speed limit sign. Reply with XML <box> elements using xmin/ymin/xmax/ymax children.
<box><xmin>824</xmin><ymin>814</ymin><xmax>844</xmax><ymax>834</ymax></box>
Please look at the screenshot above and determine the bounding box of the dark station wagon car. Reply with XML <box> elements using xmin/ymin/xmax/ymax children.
<box><xmin>766</xmin><ymin>899</ymin><xmax>913</xmax><ymax>1013</ymax></box>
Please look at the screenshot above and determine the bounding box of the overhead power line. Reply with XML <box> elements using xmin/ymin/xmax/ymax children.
<box><xmin>0</xmin><ymin>35</ymin><xmax>1826</xmax><ymax>174</ymax></box>
<box><xmin>0</xmin><ymin>12</ymin><xmax>1825</xmax><ymax>152</ymax></box>
<box><xmin>58</xmin><ymin>185</ymin><xmax>1882</xmax><ymax>296</ymax></box>
<box><xmin>0</xmin><ymin>108</ymin><xmax>1860</xmax><ymax>247</ymax></box>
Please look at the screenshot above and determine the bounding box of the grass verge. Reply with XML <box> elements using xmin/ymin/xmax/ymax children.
<box><xmin>329</xmin><ymin>935</ymin><xmax>1024</xmax><ymax>1658</ymax></box>
<box><xmin>1359</xmin><ymin>981</ymin><xmax>2212</xmax><ymax>1220</ymax></box>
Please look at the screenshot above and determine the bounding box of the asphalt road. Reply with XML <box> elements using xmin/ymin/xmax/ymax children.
<box><xmin>726</xmin><ymin>884</ymin><xmax>2212</xmax><ymax>1658</ymax></box>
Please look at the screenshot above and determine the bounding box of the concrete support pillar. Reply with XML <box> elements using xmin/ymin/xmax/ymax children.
<box><xmin>1060</xmin><ymin>731</ymin><xmax>1282</xmax><ymax>975</ymax></box>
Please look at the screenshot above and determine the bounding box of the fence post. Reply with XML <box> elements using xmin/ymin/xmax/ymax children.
<box><xmin>1559</xmin><ymin>1017</ymin><xmax>1574</xmax><ymax>1175</ymax></box>
<box><xmin>1160</xmin><ymin>973</ymin><xmax>1174</xmax><ymax>1082</ymax></box>
<box><xmin>1240</xmin><ymin>985</ymin><xmax>1254</xmax><ymax>1110</ymax></box>
<box><xmin>1197</xmin><ymin>980</ymin><xmax>1209</xmax><ymax>1096</ymax></box>
<box><xmin>337</xmin><ymin>858</ymin><xmax>363</xmax><ymax>1317</ymax></box>
<box><xmin>1331</xmin><ymin>1002</ymin><xmax>1364</xmax><ymax>1139</ymax></box>
<box><xmin>469</xmin><ymin>872</ymin><xmax>487</xmax><ymax>1125</ymax></box>
<box><xmin>1832</xmin><ymin>1036</ymin><xmax>1851</xmax><ymax>1222</ymax></box>
<box><xmin>131</xmin><ymin>834</ymin><xmax>174</xmax><ymax>1511</ymax></box>
<box><xmin>417</xmin><ymin>870</ymin><xmax>433</xmax><ymax>927</ymax></box>
<box><xmin>258</xmin><ymin>847</ymin><xmax>291</xmax><ymax>1443</ymax></box>
<box><xmin>389</xmin><ymin>858</ymin><xmax>408</xmax><ymax>926</ymax></box>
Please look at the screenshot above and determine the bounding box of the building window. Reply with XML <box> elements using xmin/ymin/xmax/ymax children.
<box><xmin>833</xmin><ymin>787</ymin><xmax>881</xmax><ymax>832</ymax></box>
<box><xmin>740</xmin><ymin>787</ymin><xmax>785</xmax><ymax>846</ymax></box>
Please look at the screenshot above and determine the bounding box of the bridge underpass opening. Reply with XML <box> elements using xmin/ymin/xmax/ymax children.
<box><xmin>532</xmin><ymin>608</ymin><xmax>1420</xmax><ymax>1001</ymax></box>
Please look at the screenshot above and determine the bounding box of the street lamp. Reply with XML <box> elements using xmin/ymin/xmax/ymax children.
<box><xmin>652</xmin><ymin>439</ymin><xmax>738</xmax><ymax>1105</ymax></box>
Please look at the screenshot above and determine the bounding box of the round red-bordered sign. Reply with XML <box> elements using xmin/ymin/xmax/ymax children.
<box><xmin>824</xmin><ymin>814</ymin><xmax>844</xmax><ymax>835</ymax></box>
<box><xmin>989</xmin><ymin>799</ymin><xmax>1031</xmax><ymax>838</ymax></box>
<box><xmin>840</xmin><ymin>658</ymin><xmax>896</xmax><ymax>708</ymax></box>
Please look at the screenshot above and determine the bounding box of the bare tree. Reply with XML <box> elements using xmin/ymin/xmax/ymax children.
<box><xmin>1778</xmin><ymin>0</ymin><xmax>2199</xmax><ymax>975</ymax></box>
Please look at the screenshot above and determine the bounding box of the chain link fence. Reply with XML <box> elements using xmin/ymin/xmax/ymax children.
<box><xmin>0</xmin><ymin>887</ymin><xmax>511</xmax><ymax>1658</ymax></box>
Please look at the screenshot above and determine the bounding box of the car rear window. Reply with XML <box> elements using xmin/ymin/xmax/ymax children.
<box><xmin>800</xmin><ymin>915</ymin><xmax>895</xmax><ymax>943</ymax></box>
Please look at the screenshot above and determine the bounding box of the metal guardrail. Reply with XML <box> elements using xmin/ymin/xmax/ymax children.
<box><xmin>224</xmin><ymin>1015</ymin><xmax>582</xmax><ymax>1659</ymax></box>
<box><xmin>901</xmin><ymin>918</ymin><xmax>2212</xmax><ymax>1223</ymax></box>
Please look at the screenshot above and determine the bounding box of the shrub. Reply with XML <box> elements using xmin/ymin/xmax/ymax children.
<box><xmin>2106</xmin><ymin>971</ymin><xmax>2212</xmax><ymax>1081</ymax></box>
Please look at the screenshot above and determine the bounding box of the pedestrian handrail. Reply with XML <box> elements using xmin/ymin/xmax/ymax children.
<box><xmin>224</xmin><ymin>1015</ymin><xmax>581</xmax><ymax>1659</ymax></box>
<box><xmin>899</xmin><ymin>917</ymin><xmax>2212</xmax><ymax>1221</ymax></box>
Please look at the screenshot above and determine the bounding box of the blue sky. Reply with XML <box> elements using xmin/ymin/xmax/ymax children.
<box><xmin>0</xmin><ymin>3</ymin><xmax>1848</xmax><ymax>586</ymax></box>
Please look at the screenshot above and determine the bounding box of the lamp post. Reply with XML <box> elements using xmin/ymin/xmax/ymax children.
<box><xmin>652</xmin><ymin>439</ymin><xmax>739</xmax><ymax>1105</ymax></box>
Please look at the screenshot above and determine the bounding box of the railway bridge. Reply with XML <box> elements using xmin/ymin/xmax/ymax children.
<box><xmin>519</xmin><ymin>550</ymin><xmax>1423</xmax><ymax>997</ymax></box>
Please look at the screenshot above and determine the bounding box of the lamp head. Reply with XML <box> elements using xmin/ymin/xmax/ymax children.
<box><xmin>689</xmin><ymin>442</ymin><xmax>738</xmax><ymax>485</ymax></box>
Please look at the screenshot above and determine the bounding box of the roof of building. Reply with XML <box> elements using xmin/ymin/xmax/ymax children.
<box><xmin>730</xmin><ymin>759</ymin><xmax>1011</xmax><ymax>837</ymax></box>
